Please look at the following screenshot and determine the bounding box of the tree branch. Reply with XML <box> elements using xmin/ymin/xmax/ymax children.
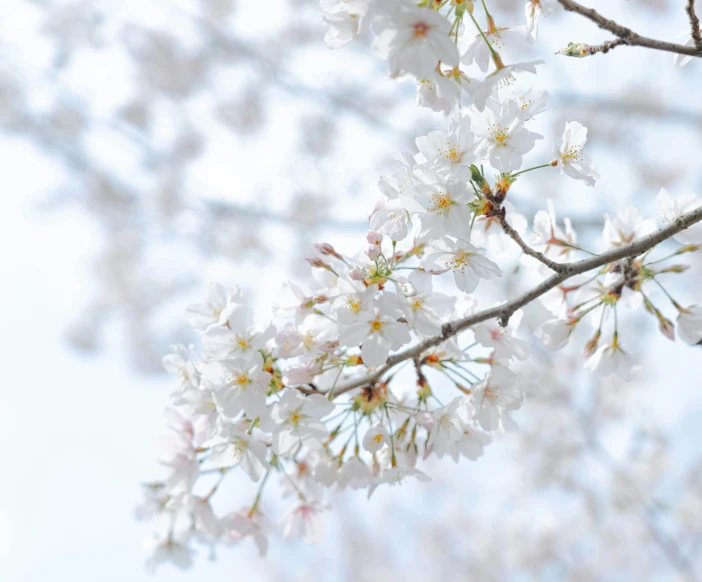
<box><xmin>497</xmin><ymin>212</ymin><xmax>568</xmax><ymax>273</ymax></box>
<box><xmin>687</xmin><ymin>0</ymin><xmax>702</xmax><ymax>50</ymax></box>
<box><xmin>557</xmin><ymin>0</ymin><xmax>702</xmax><ymax>58</ymax></box>
<box><xmin>326</xmin><ymin>205</ymin><xmax>702</xmax><ymax>399</ymax></box>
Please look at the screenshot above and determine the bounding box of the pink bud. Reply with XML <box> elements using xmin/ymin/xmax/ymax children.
<box><xmin>366</xmin><ymin>231</ymin><xmax>383</xmax><ymax>245</ymax></box>
<box><xmin>314</xmin><ymin>242</ymin><xmax>340</xmax><ymax>258</ymax></box>
<box><xmin>305</xmin><ymin>257</ymin><xmax>333</xmax><ymax>271</ymax></box>
<box><xmin>416</xmin><ymin>412</ymin><xmax>434</xmax><ymax>431</ymax></box>
<box><xmin>349</xmin><ymin>267</ymin><xmax>365</xmax><ymax>281</ymax></box>
<box><xmin>366</xmin><ymin>245</ymin><xmax>381</xmax><ymax>260</ymax></box>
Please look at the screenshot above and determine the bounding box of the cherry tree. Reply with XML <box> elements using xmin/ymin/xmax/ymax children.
<box><xmin>136</xmin><ymin>0</ymin><xmax>702</xmax><ymax>575</ymax></box>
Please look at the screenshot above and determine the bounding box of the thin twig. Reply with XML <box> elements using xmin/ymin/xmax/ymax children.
<box><xmin>687</xmin><ymin>0</ymin><xmax>702</xmax><ymax>50</ymax></box>
<box><xmin>497</xmin><ymin>212</ymin><xmax>567</xmax><ymax>273</ymax></box>
<box><xmin>323</xmin><ymin>205</ymin><xmax>702</xmax><ymax>399</ymax></box>
<box><xmin>557</xmin><ymin>0</ymin><xmax>702</xmax><ymax>58</ymax></box>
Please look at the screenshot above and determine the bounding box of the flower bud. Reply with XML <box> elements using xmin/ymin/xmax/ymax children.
<box><xmin>557</xmin><ymin>42</ymin><xmax>591</xmax><ymax>58</ymax></box>
<box><xmin>583</xmin><ymin>330</ymin><xmax>601</xmax><ymax>358</ymax></box>
<box><xmin>314</xmin><ymin>242</ymin><xmax>341</xmax><ymax>259</ymax></box>
<box><xmin>366</xmin><ymin>231</ymin><xmax>383</xmax><ymax>245</ymax></box>
<box><xmin>416</xmin><ymin>411</ymin><xmax>434</xmax><ymax>431</ymax></box>
<box><xmin>366</xmin><ymin>245</ymin><xmax>381</xmax><ymax>260</ymax></box>
<box><xmin>658</xmin><ymin>316</ymin><xmax>676</xmax><ymax>341</ymax></box>
<box><xmin>305</xmin><ymin>257</ymin><xmax>334</xmax><ymax>272</ymax></box>
<box><xmin>349</xmin><ymin>267</ymin><xmax>365</xmax><ymax>281</ymax></box>
<box><xmin>657</xmin><ymin>264</ymin><xmax>690</xmax><ymax>274</ymax></box>
<box><xmin>676</xmin><ymin>243</ymin><xmax>701</xmax><ymax>255</ymax></box>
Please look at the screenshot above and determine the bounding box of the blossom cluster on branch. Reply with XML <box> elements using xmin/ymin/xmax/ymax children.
<box><xmin>139</xmin><ymin>0</ymin><xmax>702</xmax><ymax>569</ymax></box>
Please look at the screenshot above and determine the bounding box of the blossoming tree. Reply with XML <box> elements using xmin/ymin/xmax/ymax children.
<box><xmin>139</xmin><ymin>0</ymin><xmax>702</xmax><ymax>571</ymax></box>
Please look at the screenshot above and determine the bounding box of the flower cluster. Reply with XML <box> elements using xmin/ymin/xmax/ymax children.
<box><xmin>139</xmin><ymin>0</ymin><xmax>702</xmax><ymax>569</ymax></box>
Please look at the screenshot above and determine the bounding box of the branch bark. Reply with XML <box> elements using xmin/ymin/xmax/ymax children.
<box><xmin>497</xmin><ymin>212</ymin><xmax>568</xmax><ymax>273</ymax></box>
<box><xmin>687</xmin><ymin>0</ymin><xmax>702</xmax><ymax>50</ymax></box>
<box><xmin>557</xmin><ymin>0</ymin><xmax>702</xmax><ymax>58</ymax></box>
<box><xmin>326</xmin><ymin>205</ymin><xmax>702</xmax><ymax>399</ymax></box>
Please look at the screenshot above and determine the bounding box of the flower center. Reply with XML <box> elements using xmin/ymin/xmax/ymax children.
<box><xmin>412</xmin><ymin>22</ymin><xmax>430</xmax><ymax>38</ymax></box>
<box><xmin>441</xmin><ymin>142</ymin><xmax>463</xmax><ymax>162</ymax></box>
<box><xmin>561</xmin><ymin>145</ymin><xmax>582</xmax><ymax>163</ymax></box>
<box><xmin>447</xmin><ymin>250</ymin><xmax>472</xmax><ymax>272</ymax></box>
<box><xmin>488</xmin><ymin>123</ymin><xmax>509</xmax><ymax>146</ymax></box>
<box><xmin>429</xmin><ymin>192</ymin><xmax>453</xmax><ymax>214</ymax></box>
<box><xmin>370</xmin><ymin>319</ymin><xmax>384</xmax><ymax>332</ymax></box>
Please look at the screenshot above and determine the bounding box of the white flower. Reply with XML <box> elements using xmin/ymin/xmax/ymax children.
<box><xmin>532</xmin><ymin>200</ymin><xmax>575</xmax><ymax>252</ymax></box>
<box><xmin>397</xmin><ymin>270</ymin><xmax>455</xmax><ymax>335</ymax></box>
<box><xmin>210</xmin><ymin>352</ymin><xmax>271</xmax><ymax>419</ymax></box>
<box><xmin>473</xmin><ymin>311</ymin><xmax>531</xmax><ymax>361</ymax></box>
<box><xmin>295</xmin><ymin>313</ymin><xmax>339</xmax><ymax>359</ymax></box>
<box><xmin>415</xmin><ymin>113</ymin><xmax>481</xmax><ymax>179</ymax></box>
<box><xmin>186</xmin><ymin>282</ymin><xmax>241</xmax><ymax>333</ymax></box>
<box><xmin>144</xmin><ymin>531</ymin><xmax>194</xmax><ymax>573</ymax></box>
<box><xmin>337</xmin><ymin>456</ymin><xmax>372</xmax><ymax>489</ymax></box>
<box><xmin>462</xmin><ymin>25</ymin><xmax>532</xmax><ymax>73</ymax></box>
<box><xmin>525</xmin><ymin>0</ymin><xmax>558</xmax><ymax>41</ymax></box>
<box><xmin>377</xmin><ymin>151</ymin><xmax>417</xmax><ymax>200</ymax></box>
<box><xmin>404</xmin><ymin>172</ymin><xmax>473</xmax><ymax>239</ymax></box>
<box><xmin>474</xmin><ymin>98</ymin><xmax>542</xmax><ymax>173</ymax></box>
<box><xmin>472</xmin><ymin>59</ymin><xmax>542</xmax><ymax>111</ymax></box>
<box><xmin>426</xmin><ymin>397</ymin><xmax>464</xmax><ymax>460</ymax></box>
<box><xmin>260</xmin><ymin>389</ymin><xmax>335</xmax><ymax>457</ymax></box>
<box><xmin>153</xmin><ymin>434</ymin><xmax>199</xmax><ymax>494</ymax></box>
<box><xmin>202</xmin><ymin>305</ymin><xmax>275</xmax><ymax>359</ymax></box>
<box><xmin>602</xmin><ymin>206</ymin><xmax>657</xmax><ymax>250</ymax></box>
<box><xmin>338</xmin><ymin>293</ymin><xmax>411</xmax><ymax>368</ymax></box>
<box><xmin>163</xmin><ymin>344</ymin><xmax>201</xmax><ymax>392</ymax></box>
<box><xmin>321</xmin><ymin>0</ymin><xmax>369</xmax><ymax>49</ymax></box>
<box><xmin>208</xmin><ymin>424</ymin><xmax>270</xmax><ymax>482</ymax></box>
<box><xmin>280</xmin><ymin>500</ymin><xmax>330</xmax><ymax>543</ymax></box>
<box><xmin>515</xmin><ymin>87</ymin><xmax>549</xmax><ymax>121</ymax></box>
<box><xmin>373</xmin><ymin>7</ymin><xmax>459</xmax><ymax>78</ymax></box>
<box><xmin>331</xmin><ymin>282</ymin><xmax>379</xmax><ymax>325</ymax></box>
<box><xmin>367</xmin><ymin>465</ymin><xmax>431</xmax><ymax>498</ymax></box>
<box><xmin>554</xmin><ymin>120</ymin><xmax>599</xmax><ymax>187</ymax></box>
<box><xmin>534</xmin><ymin>317</ymin><xmax>573</xmax><ymax>351</ymax></box>
<box><xmin>585</xmin><ymin>341</ymin><xmax>635</xmax><ymax>382</ymax></box>
<box><xmin>421</xmin><ymin>237</ymin><xmax>501</xmax><ymax>293</ymax></box>
<box><xmin>657</xmin><ymin>188</ymin><xmax>702</xmax><ymax>245</ymax></box>
<box><xmin>362</xmin><ymin>425</ymin><xmax>390</xmax><ymax>453</ymax></box>
<box><xmin>370</xmin><ymin>199</ymin><xmax>410</xmax><ymax>241</ymax></box>
<box><xmin>457</xmin><ymin>425</ymin><xmax>491</xmax><ymax>460</ymax></box>
<box><xmin>677</xmin><ymin>305</ymin><xmax>702</xmax><ymax>344</ymax></box>
<box><xmin>470</xmin><ymin>366</ymin><xmax>522</xmax><ymax>432</ymax></box>
<box><xmin>415</xmin><ymin>69</ymin><xmax>463</xmax><ymax>113</ymax></box>
<box><xmin>221</xmin><ymin>509</ymin><xmax>271</xmax><ymax>556</ymax></box>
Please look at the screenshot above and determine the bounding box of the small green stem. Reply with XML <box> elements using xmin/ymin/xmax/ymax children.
<box><xmin>512</xmin><ymin>163</ymin><xmax>553</xmax><ymax>178</ymax></box>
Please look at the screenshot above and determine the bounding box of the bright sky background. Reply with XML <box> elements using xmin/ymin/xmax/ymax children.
<box><xmin>2</xmin><ymin>1</ymin><xmax>702</xmax><ymax>580</ymax></box>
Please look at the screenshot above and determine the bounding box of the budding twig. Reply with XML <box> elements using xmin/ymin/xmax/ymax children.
<box><xmin>557</xmin><ymin>0</ymin><xmax>702</xmax><ymax>58</ymax></box>
<box><xmin>324</xmin><ymin>205</ymin><xmax>702</xmax><ymax>399</ymax></box>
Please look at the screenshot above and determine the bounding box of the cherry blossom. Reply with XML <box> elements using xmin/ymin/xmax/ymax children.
<box><xmin>473</xmin><ymin>98</ymin><xmax>542</xmax><ymax>172</ymax></box>
<box><xmin>373</xmin><ymin>7</ymin><xmax>459</xmax><ymax>78</ymax></box>
<box><xmin>554</xmin><ymin>120</ymin><xmax>599</xmax><ymax>187</ymax></box>
<box><xmin>422</xmin><ymin>237</ymin><xmax>501</xmax><ymax>293</ymax></box>
<box><xmin>677</xmin><ymin>305</ymin><xmax>702</xmax><ymax>345</ymax></box>
<box><xmin>658</xmin><ymin>188</ymin><xmax>702</xmax><ymax>245</ymax></box>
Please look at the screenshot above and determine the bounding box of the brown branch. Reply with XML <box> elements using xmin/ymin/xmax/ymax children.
<box><xmin>557</xmin><ymin>0</ymin><xmax>702</xmax><ymax>58</ymax></box>
<box><xmin>325</xmin><ymin>205</ymin><xmax>702</xmax><ymax>399</ymax></box>
<box><xmin>687</xmin><ymin>0</ymin><xmax>702</xmax><ymax>50</ymax></box>
<box><xmin>497</xmin><ymin>212</ymin><xmax>567</xmax><ymax>273</ymax></box>
<box><xmin>585</xmin><ymin>38</ymin><xmax>628</xmax><ymax>56</ymax></box>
